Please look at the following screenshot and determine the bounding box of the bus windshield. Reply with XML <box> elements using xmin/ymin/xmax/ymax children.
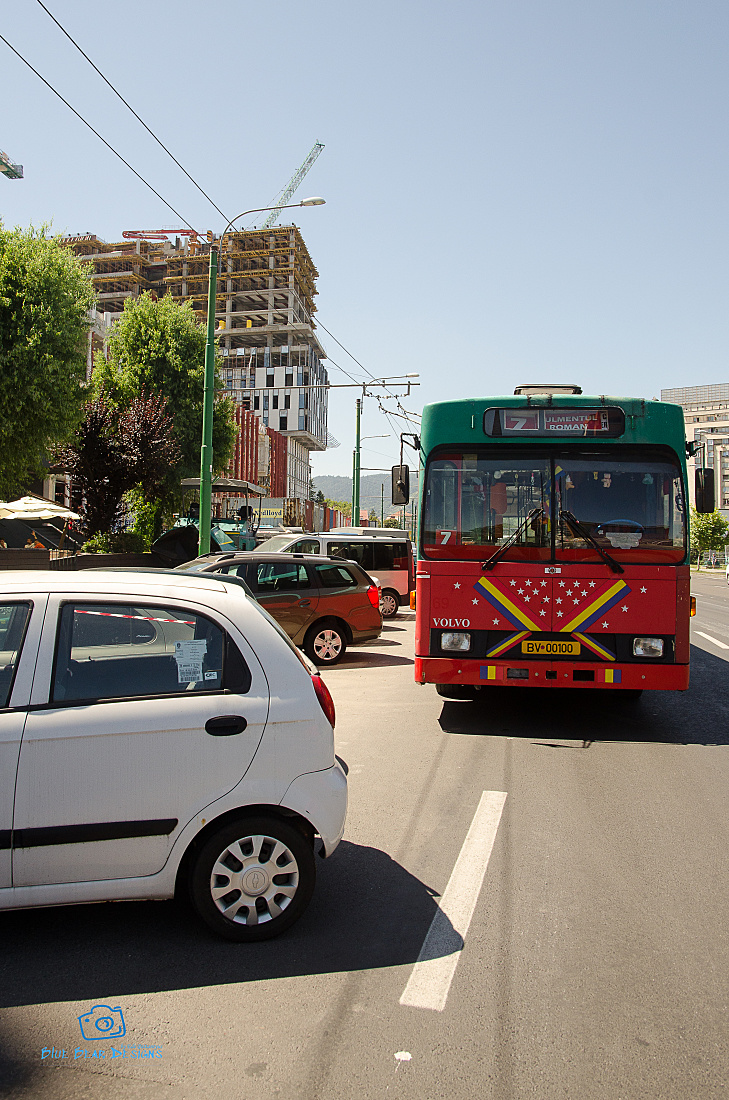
<box><xmin>423</xmin><ymin>446</ymin><xmax>686</xmax><ymax>563</ymax></box>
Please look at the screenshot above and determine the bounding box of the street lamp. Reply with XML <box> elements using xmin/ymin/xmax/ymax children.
<box><xmin>199</xmin><ymin>197</ymin><xmax>326</xmax><ymax>556</ymax></box>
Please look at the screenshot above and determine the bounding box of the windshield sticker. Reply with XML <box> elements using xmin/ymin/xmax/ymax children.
<box><xmin>603</xmin><ymin>532</ymin><xmax>642</xmax><ymax>549</ymax></box>
<box><xmin>175</xmin><ymin>640</ymin><xmax>207</xmax><ymax>684</ymax></box>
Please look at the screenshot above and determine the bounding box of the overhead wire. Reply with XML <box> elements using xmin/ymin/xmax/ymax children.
<box><xmin>34</xmin><ymin>0</ymin><xmax>229</xmax><ymax>224</ymax></box>
<box><xmin>0</xmin><ymin>32</ymin><xmax>198</xmax><ymax>233</ymax></box>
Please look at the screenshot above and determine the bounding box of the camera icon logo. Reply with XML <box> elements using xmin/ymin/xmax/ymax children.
<box><xmin>78</xmin><ymin>1005</ymin><xmax>126</xmax><ymax>1041</ymax></box>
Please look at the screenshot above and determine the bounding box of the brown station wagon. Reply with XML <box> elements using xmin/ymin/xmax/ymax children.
<box><xmin>177</xmin><ymin>552</ymin><xmax>382</xmax><ymax>666</ymax></box>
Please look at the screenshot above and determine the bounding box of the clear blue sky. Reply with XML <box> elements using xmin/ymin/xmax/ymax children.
<box><xmin>3</xmin><ymin>1</ymin><xmax>729</xmax><ymax>478</ymax></box>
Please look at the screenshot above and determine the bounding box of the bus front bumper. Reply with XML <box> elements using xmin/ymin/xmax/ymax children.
<box><xmin>414</xmin><ymin>656</ymin><xmax>690</xmax><ymax>691</ymax></box>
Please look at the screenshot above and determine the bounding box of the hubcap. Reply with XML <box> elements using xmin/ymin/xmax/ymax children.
<box><xmin>313</xmin><ymin>629</ymin><xmax>342</xmax><ymax>661</ymax></box>
<box><xmin>380</xmin><ymin>593</ymin><xmax>398</xmax><ymax>616</ymax></box>
<box><xmin>210</xmin><ymin>834</ymin><xmax>299</xmax><ymax>926</ymax></box>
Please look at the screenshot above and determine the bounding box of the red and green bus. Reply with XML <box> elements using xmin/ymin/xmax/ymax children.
<box><xmin>414</xmin><ymin>386</ymin><xmax>711</xmax><ymax>699</ymax></box>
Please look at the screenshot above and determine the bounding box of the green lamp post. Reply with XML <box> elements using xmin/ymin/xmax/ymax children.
<box><xmin>198</xmin><ymin>197</ymin><xmax>325</xmax><ymax>556</ymax></box>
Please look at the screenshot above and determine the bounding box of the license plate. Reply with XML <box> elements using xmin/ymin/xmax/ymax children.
<box><xmin>521</xmin><ymin>639</ymin><xmax>581</xmax><ymax>656</ymax></box>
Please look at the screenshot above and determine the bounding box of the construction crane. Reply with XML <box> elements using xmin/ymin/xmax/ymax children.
<box><xmin>262</xmin><ymin>142</ymin><xmax>324</xmax><ymax>229</ymax></box>
<box><xmin>122</xmin><ymin>228</ymin><xmax>199</xmax><ymax>240</ymax></box>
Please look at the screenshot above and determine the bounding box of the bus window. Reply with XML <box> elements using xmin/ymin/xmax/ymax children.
<box><xmin>555</xmin><ymin>452</ymin><xmax>685</xmax><ymax>561</ymax></box>
<box><xmin>424</xmin><ymin>453</ymin><xmax>551</xmax><ymax>559</ymax></box>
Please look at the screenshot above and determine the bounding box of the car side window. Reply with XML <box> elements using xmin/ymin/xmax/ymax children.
<box><xmin>52</xmin><ymin>602</ymin><xmax>251</xmax><ymax>703</ymax></box>
<box><xmin>315</xmin><ymin>563</ymin><xmax>358</xmax><ymax>588</ymax></box>
<box><xmin>328</xmin><ymin>541</ymin><xmax>374</xmax><ymax>569</ymax></box>
<box><xmin>287</xmin><ymin>538</ymin><xmax>320</xmax><ymax>554</ymax></box>
<box><xmin>0</xmin><ymin>602</ymin><xmax>32</xmax><ymax>708</ymax></box>
<box><xmin>254</xmin><ymin>562</ymin><xmax>309</xmax><ymax>594</ymax></box>
<box><xmin>372</xmin><ymin>542</ymin><xmax>395</xmax><ymax>570</ymax></box>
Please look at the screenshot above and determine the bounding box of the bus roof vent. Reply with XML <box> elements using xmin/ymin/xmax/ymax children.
<box><xmin>513</xmin><ymin>383</ymin><xmax>582</xmax><ymax>396</ymax></box>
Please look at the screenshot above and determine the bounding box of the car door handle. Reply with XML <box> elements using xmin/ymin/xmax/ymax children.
<box><xmin>298</xmin><ymin>599</ymin><xmax>311</xmax><ymax>607</ymax></box>
<box><xmin>205</xmin><ymin>715</ymin><xmax>247</xmax><ymax>736</ymax></box>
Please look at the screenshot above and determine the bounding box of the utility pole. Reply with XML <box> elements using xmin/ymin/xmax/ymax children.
<box><xmin>381</xmin><ymin>482</ymin><xmax>384</xmax><ymax>526</ymax></box>
<box><xmin>351</xmin><ymin>397</ymin><xmax>361</xmax><ymax>526</ymax></box>
<box><xmin>198</xmin><ymin>243</ymin><xmax>218</xmax><ymax>557</ymax></box>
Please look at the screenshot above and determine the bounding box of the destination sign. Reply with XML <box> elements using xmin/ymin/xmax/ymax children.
<box><xmin>483</xmin><ymin>406</ymin><xmax>625</xmax><ymax>437</ymax></box>
<box><xmin>544</xmin><ymin>409</ymin><xmax>609</xmax><ymax>432</ymax></box>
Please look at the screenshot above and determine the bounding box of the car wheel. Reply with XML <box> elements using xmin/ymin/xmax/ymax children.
<box><xmin>436</xmin><ymin>683</ymin><xmax>478</xmax><ymax>701</ymax></box>
<box><xmin>190</xmin><ymin>815</ymin><xmax>316</xmax><ymax>942</ymax></box>
<box><xmin>304</xmin><ymin>621</ymin><xmax>347</xmax><ymax>666</ymax></box>
<box><xmin>380</xmin><ymin>589</ymin><xmax>400</xmax><ymax>618</ymax></box>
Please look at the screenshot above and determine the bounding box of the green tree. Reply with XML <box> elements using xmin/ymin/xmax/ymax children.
<box><xmin>0</xmin><ymin>225</ymin><xmax>95</xmax><ymax>496</ymax></box>
<box><xmin>384</xmin><ymin>515</ymin><xmax>401</xmax><ymax>528</ymax></box>
<box><xmin>92</xmin><ymin>293</ymin><xmax>236</xmax><ymax>507</ymax></box>
<box><xmin>325</xmin><ymin>498</ymin><xmax>351</xmax><ymax>519</ymax></box>
<box><xmin>690</xmin><ymin>507</ymin><xmax>729</xmax><ymax>566</ymax></box>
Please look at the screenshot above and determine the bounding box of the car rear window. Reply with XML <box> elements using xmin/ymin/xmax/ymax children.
<box><xmin>314</xmin><ymin>563</ymin><xmax>358</xmax><ymax>588</ymax></box>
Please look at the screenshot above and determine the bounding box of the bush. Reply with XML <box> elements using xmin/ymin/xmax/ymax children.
<box><xmin>80</xmin><ymin>531</ymin><xmax>148</xmax><ymax>554</ymax></box>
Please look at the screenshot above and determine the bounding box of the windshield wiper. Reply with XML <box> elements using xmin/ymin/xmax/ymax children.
<box><xmin>482</xmin><ymin>508</ymin><xmax>543</xmax><ymax>571</ymax></box>
<box><xmin>559</xmin><ymin>510</ymin><xmax>624</xmax><ymax>574</ymax></box>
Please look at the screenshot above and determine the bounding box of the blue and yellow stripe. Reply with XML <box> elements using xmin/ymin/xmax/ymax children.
<box><xmin>572</xmin><ymin>632</ymin><xmax>616</xmax><ymax>661</ymax></box>
<box><xmin>485</xmin><ymin>630</ymin><xmax>531</xmax><ymax>658</ymax></box>
<box><xmin>473</xmin><ymin>578</ymin><xmax>542</xmax><ymax>631</ymax></box>
<box><xmin>560</xmin><ymin>580</ymin><xmax>631</xmax><ymax>633</ymax></box>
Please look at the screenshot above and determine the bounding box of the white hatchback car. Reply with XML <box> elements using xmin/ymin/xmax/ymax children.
<box><xmin>0</xmin><ymin>570</ymin><xmax>347</xmax><ymax>941</ymax></box>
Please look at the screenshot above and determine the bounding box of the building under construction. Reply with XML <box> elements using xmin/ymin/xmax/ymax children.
<box><xmin>62</xmin><ymin>223</ymin><xmax>329</xmax><ymax>503</ymax></box>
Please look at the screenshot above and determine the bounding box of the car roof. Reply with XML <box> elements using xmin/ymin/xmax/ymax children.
<box><xmin>0</xmin><ymin>569</ymin><xmax>247</xmax><ymax>600</ymax></box>
<box><xmin>180</xmin><ymin>552</ymin><xmax>359</xmax><ymax>565</ymax></box>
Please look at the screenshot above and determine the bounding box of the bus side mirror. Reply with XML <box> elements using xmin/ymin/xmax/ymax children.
<box><xmin>695</xmin><ymin>468</ymin><xmax>715</xmax><ymax>513</ymax></box>
<box><xmin>392</xmin><ymin>465</ymin><xmax>410</xmax><ymax>506</ymax></box>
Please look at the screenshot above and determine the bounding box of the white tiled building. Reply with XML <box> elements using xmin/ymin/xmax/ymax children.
<box><xmin>661</xmin><ymin>383</ymin><xmax>729</xmax><ymax>516</ymax></box>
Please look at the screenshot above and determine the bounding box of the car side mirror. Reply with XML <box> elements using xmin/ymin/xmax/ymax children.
<box><xmin>695</xmin><ymin>468</ymin><xmax>715</xmax><ymax>513</ymax></box>
<box><xmin>392</xmin><ymin>465</ymin><xmax>410</xmax><ymax>506</ymax></box>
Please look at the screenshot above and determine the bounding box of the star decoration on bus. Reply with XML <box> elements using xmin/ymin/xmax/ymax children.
<box><xmin>641</xmin><ymin>586</ymin><xmax>647</xmax><ymax>593</ymax></box>
<box><xmin>601</xmin><ymin>621</ymin><xmax>609</xmax><ymax>628</ymax></box>
<box><xmin>453</xmin><ymin>582</ymin><xmax>460</xmax><ymax>589</ymax></box>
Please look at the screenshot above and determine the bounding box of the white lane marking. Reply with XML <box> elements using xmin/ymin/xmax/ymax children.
<box><xmin>399</xmin><ymin>790</ymin><xmax>507</xmax><ymax>1013</ymax></box>
<box><xmin>695</xmin><ymin>631</ymin><xmax>729</xmax><ymax>650</ymax></box>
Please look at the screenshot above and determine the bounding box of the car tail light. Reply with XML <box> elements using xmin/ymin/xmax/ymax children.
<box><xmin>690</xmin><ymin>596</ymin><xmax>696</xmax><ymax>617</ymax></box>
<box><xmin>312</xmin><ymin>674</ymin><xmax>335</xmax><ymax>728</ymax></box>
<box><xmin>366</xmin><ymin>584</ymin><xmax>380</xmax><ymax>607</ymax></box>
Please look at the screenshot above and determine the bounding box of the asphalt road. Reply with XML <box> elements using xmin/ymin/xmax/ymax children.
<box><xmin>1</xmin><ymin>579</ymin><xmax>728</xmax><ymax>1099</ymax></box>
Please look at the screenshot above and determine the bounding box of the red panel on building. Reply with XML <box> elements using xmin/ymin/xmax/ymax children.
<box><xmin>267</xmin><ymin>427</ymin><xmax>287</xmax><ymax>498</ymax></box>
<box><xmin>230</xmin><ymin>406</ymin><xmax>259</xmax><ymax>484</ymax></box>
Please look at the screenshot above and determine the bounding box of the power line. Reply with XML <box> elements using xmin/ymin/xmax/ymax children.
<box><xmin>0</xmin><ymin>32</ymin><xmax>198</xmax><ymax>233</ymax></box>
<box><xmin>34</xmin><ymin>0</ymin><xmax>229</xmax><ymax>224</ymax></box>
<box><xmin>316</xmin><ymin>319</ymin><xmax>378</xmax><ymax>381</ymax></box>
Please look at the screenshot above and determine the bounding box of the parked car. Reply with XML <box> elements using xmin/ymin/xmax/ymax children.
<box><xmin>178</xmin><ymin>552</ymin><xmax>382</xmax><ymax>665</ymax></box>
<box><xmin>257</xmin><ymin>528</ymin><xmax>415</xmax><ymax>619</ymax></box>
<box><xmin>0</xmin><ymin>570</ymin><xmax>346</xmax><ymax>941</ymax></box>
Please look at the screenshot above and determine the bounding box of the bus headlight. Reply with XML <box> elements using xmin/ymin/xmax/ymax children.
<box><xmin>633</xmin><ymin>637</ymin><xmax>663</xmax><ymax>657</ymax></box>
<box><xmin>441</xmin><ymin>632</ymin><xmax>471</xmax><ymax>652</ymax></box>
